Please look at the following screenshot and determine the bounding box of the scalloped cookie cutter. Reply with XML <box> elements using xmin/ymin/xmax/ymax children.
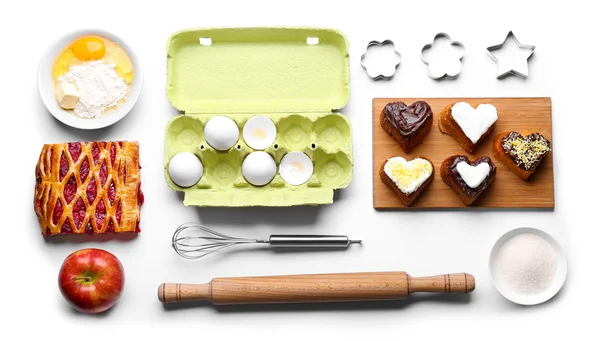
<box><xmin>420</xmin><ymin>33</ymin><xmax>465</xmax><ymax>80</ymax></box>
<box><xmin>486</xmin><ymin>31</ymin><xmax>535</xmax><ymax>79</ymax></box>
<box><xmin>360</xmin><ymin>40</ymin><xmax>402</xmax><ymax>80</ymax></box>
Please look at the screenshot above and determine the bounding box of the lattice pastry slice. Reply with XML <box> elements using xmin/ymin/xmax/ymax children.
<box><xmin>34</xmin><ymin>141</ymin><xmax>144</xmax><ymax>237</ymax></box>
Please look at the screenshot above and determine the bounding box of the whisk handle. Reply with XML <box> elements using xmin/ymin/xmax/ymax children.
<box><xmin>268</xmin><ymin>235</ymin><xmax>360</xmax><ymax>248</ymax></box>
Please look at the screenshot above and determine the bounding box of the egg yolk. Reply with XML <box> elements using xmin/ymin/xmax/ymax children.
<box><xmin>252</xmin><ymin>128</ymin><xmax>266</xmax><ymax>140</ymax></box>
<box><xmin>72</xmin><ymin>37</ymin><xmax>106</xmax><ymax>60</ymax></box>
<box><xmin>291</xmin><ymin>161</ymin><xmax>305</xmax><ymax>171</ymax></box>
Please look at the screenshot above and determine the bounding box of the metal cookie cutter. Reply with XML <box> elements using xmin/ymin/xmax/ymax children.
<box><xmin>360</xmin><ymin>40</ymin><xmax>402</xmax><ymax>80</ymax></box>
<box><xmin>487</xmin><ymin>31</ymin><xmax>535</xmax><ymax>79</ymax></box>
<box><xmin>420</xmin><ymin>33</ymin><xmax>465</xmax><ymax>80</ymax></box>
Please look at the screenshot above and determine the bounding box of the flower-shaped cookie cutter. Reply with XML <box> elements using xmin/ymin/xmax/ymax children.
<box><xmin>486</xmin><ymin>31</ymin><xmax>535</xmax><ymax>79</ymax></box>
<box><xmin>360</xmin><ymin>40</ymin><xmax>402</xmax><ymax>81</ymax></box>
<box><xmin>420</xmin><ymin>33</ymin><xmax>465</xmax><ymax>80</ymax></box>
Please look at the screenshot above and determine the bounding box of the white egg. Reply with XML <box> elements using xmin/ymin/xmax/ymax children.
<box><xmin>242</xmin><ymin>151</ymin><xmax>277</xmax><ymax>186</ymax></box>
<box><xmin>168</xmin><ymin>152</ymin><xmax>203</xmax><ymax>188</ymax></box>
<box><xmin>204</xmin><ymin>116</ymin><xmax>239</xmax><ymax>151</ymax></box>
<box><xmin>279</xmin><ymin>152</ymin><xmax>313</xmax><ymax>186</ymax></box>
<box><xmin>243</xmin><ymin>115</ymin><xmax>276</xmax><ymax>150</ymax></box>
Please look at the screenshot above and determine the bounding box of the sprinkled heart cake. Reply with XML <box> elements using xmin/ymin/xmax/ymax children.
<box><xmin>439</xmin><ymin>102</ymin><xmax>498</xmax><ymax>153</ymax></box>
<box><xmin>379</xmin><ymin>156</ymin><xmax>434</xmax><ymax>206</ymax></box>
<box><xmin>380</xmin><ymin>101</ymin><xmax>433</xmax><ymax>153</ymax></box>
<box><xmin>441</xmin><ymin>155</ymin><xmax>497</xmax><ymax>206</ymax></box>
<box><xmin>493</xmin><ymin>131</ymin><xmax>551</xmax><ymax>180</ymax></box>
<box><xmin>34</xmin><ymin>141</ymin><xmax>144</xmax><ymax>237</ymax></box>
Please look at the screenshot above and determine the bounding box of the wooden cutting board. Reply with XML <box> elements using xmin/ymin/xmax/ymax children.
<box><xmin>372</xmin><ymin>97</ymin><xmax>554</xmax><ymax>209</ymax></box>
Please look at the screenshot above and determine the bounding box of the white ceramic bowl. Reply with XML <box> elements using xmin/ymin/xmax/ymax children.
<box><xmin>37</xmin><ymin>29</ymin><xmax>143</xmax><ymax>130</ymax></box>
<box><xmin>489</xmin><ymin>227</ymin><xmax>567</xmax><ymax>305</ymax></box>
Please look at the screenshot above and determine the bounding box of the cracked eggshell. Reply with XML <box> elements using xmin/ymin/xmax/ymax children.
<box><xmin>279</xmin><ymin>152</ymin><xmax>314</xmax><ymax>186</ymax></box>
<box><xmin>243</xmin><ymin>115</ymin><xmax>277</xmax><ymax>150</ymax></box>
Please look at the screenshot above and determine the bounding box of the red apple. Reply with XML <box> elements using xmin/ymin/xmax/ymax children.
<box><xmin>58</xmin><ymin>248</ymin><xmax>124</xmax><ymax>314</ymax></box>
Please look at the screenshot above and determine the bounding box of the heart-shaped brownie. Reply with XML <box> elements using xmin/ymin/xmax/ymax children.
<box><xmin>380</xmin><ymin>156</ymin><xmax>434</xmax><ymax>206</ymax></box>
<box><xmin>493</xmin><ymin>131</ymin><xmax>551</xmax><ymax>180</ymax></box>
<box><xmin>439</xmin><ymin>102</ymin><xmax>498</xmax><ymax>153</ymax></box>
<box><xmin>441</xmin><ymin>155</ymin><xmax>496</xmax><ymax>206</ymax></box>
<box><xmin>380</xmin><ymin>101</ymin><xmax>433</xmax><ymax>153</ymax></box>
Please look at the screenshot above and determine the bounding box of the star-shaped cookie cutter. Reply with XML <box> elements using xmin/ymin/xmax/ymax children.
<box><xmin>360</xmin><ymin>40</ymin><xmax>402</xmax><ymax>81</ymax></box>
<box><xmin>420</xmin><ymin>33</ymin><xmax>465</xmax><ymax>80</ymax></box>
<box><xmin>487</xmin><ymin>31</ymin><xmax>535</xmax><ymax>79</ymax></box>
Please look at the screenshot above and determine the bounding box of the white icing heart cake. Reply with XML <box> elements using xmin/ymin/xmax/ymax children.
<box><xmin>383</xmin><ymin>157</ymin><xmax>433</xmax><ymax>194</ymax></box>
<box><xmin>439</xmin><ymin>101</ymin><xmax>499</xmax><ymax>153</ymax></box>
<box><xmin>456</xmin><ymin>161</ymin><xmax>490</xmax><ymax>188</ymax></box>
<box><xmin>450</xmin><ymin>102</ymin><xmax>498</xmax><ymax>144</ymax></box>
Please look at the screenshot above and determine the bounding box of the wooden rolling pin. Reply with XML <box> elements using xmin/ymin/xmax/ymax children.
<box><xmin>158</xmin><ymin>271</ymin><xmax>475</xmax><ymax>305</ymax></box>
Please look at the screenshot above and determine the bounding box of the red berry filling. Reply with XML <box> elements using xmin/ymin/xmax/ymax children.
<box><xmin>79</xmin><ymin>157</ymin><xmax>90</xmax><ymax>184</ymax></box>
<box><xmin>91</xmin><ymin>142</ymin><xmax>100</xmax><ymax>165</ymax></box>
<box><xmin>95</xmin><ymin>199</ymin><xmax>106</xmax><ymax>227</ymax></box>
<box><xmin>138</xmin><ymin>187</ymin><xmax>145</xmax><ymax>206</ymax></box>
<box><xmin>63</xmin><ymin>175</ymin><xmax>77</xmax><ymax>204</ymax></box>
<box><xmin>99</xmin><ymin>161</ymin><xmax>108</xmax><ymax>187</ymax></box>
<box><xmin>86</xmin><ymin>178</ymin><xmax>97</xmax><ymax>204</ymax></box>
<box><xmin>85</xmin><ymin>222</ymin><xmax>94</xmax><ymax>235</ymax></box>
<box><xmin>106</xmin><ymin>220</ymin><xmax>115</xmax><ymax>233</ymax></box>
<box><xmin>59</xmin><ymin>152</ymin><xmax>68</xmax><ymax>181</ymax></box>
<box><xmin>61</xmin><ymin>222</ymin><xmax>72</xmax><ymax>234</ymax></box>
<box><xmin>67</xmin><ymin>142</ymin><xmax>82</xmax><ymax>162</ymax></box>
<box><xmin>72</xmin><ymin>197</ymin><xmax>86</xmax><ymax>230</ymax></box>
<box><xmin>110</xmin><ymin>143</ymin><xmax>117</xmax><ymax>166</ymax></box>
<box><xmin>107</xmin><ymin>181</ymin><xmax>116</xmax><ymax>205</ymax></box>
<box><xmin>52</xmin><ymin>200</ymin><xmax>63</xmax><ymax>225</ymax></box>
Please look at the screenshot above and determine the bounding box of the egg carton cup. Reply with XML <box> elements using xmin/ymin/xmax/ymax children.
<box><xmin>163</xmin><ymin>27</ymin><xmax>353</xmax><ymax>207</ymax></box>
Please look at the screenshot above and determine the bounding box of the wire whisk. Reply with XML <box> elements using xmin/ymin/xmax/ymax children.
<box><xmin>172</xmin><ymin>222</ymin><xmax>361</xmax><ymax>260</ymax></box>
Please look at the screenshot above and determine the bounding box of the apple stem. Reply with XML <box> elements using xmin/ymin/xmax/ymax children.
<box><xmin>73</xmin><ymin>276</ymin><xmax>93</xmax><ymax>282</ymax></box>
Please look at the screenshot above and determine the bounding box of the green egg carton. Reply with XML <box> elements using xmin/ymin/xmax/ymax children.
<box><xmin>164</xmin><ymin>27</ymin><xmax>352</xmax><ymax>207</ymax></box>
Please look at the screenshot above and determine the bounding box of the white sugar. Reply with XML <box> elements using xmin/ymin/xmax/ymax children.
<box><xmin>493</xmin><ymin>233</ymin><xmax>558</xmax><ymax>294</ymax></box>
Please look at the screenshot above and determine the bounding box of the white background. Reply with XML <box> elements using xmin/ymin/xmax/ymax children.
<box><xmin>1</xmin><ymin>0</ymin><xmax>597</xmax><ymax>339</ymax></box>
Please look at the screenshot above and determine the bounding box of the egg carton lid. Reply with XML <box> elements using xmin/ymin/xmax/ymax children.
<box><xmin>166</xmin><ymin>27</ymin><xmax>350</xmax><ymax>115</ymax></box>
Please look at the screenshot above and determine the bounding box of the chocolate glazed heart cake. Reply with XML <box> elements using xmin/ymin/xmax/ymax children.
<box><xmin>441</xmin><ymin>155</ymin><xmax>497</xmax><ymax>206</ymax></box>
<box><xmin>380</xmin><ymin>101</ymin><xmax>433</xmax><ymax>153</ymax></box>
<box><xmin>493</xmin><ymin>131</ymin><xmax>551</xmax><ymax>180</ymax></box>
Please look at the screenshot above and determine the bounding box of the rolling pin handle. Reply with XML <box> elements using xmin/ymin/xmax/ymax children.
<box><xmin>158</xmin><ymin>283</ymin><xmax>211</xmax><ymax>303</ymax></box>
<box><xmin>408</xmin><ymin>273</ymin><xmax>475</xmax><ymax>294</ymax></box>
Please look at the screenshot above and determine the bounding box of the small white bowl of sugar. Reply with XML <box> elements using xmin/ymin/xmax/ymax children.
<box><xmin>489</xmin><ymin>227</ymin><xmax>567</xmax><ymax>305</ymax></box>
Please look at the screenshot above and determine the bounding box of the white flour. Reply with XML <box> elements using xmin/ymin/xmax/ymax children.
<box><xmin>494</xmin><ymin>233</ymin><xmax>558</xmax><ymax>294</ymax></box>
<box><xmin>58</xmin><ymin>61</ymin><xmax>128</xmax><ymax>118</ymax></box>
